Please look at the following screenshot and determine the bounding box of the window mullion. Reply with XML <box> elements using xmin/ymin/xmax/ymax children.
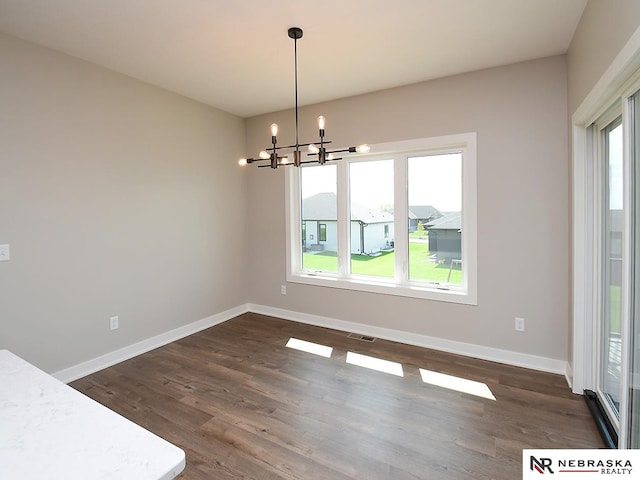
<box><xmin>394</xmin><ymin>155</ymin><xmax>409</xmax><ymax>284</ymax></box>
<box><xmin>337</xmin><ymin>160</ymin><xmax>350</xmax><ymax>278</ymax></box>
<box><xmin>285</xmin><ymin>166</ymin><xmax>302</xmax><ymax>276</ymax></box>
<box><xmin>461</xmin><ymin>136</ymin><xmax>478</xmax><ymax>302</ymax></box>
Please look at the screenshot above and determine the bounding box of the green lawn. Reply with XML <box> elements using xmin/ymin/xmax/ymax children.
<box><xmin>302</xmin><ymin>242</ymin><xmax>462</xmax><ymax>284</ymax></box>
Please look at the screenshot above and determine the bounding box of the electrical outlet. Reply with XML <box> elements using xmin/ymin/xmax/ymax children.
<box><xmin>110</xmin><ymin>316</ymin><xmax>119</xmax><ymax>331</ymax></box>
<box><xmin>515</xmin><ymin>317</ymin><xmax>525</xmax><ymax>332</ymax></box>
<box><xmin>0</xmin><ymin>244</ymin><xmax>10</xmax><ymax>261</ymax></box>
<box><xmin>281</xmin><ymin>285</ymin><xmax>287</xmax><ymax>295</ymax></box>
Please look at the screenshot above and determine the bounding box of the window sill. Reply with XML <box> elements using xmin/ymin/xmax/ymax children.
<box><xmin>287</xmin><ymin>271</ymin><xmax>477</xmax><ymax>306</ymax></box>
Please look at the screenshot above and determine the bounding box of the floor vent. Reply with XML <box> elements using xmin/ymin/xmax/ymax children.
<box><xmin>347</xmin><ymin>333</ymin><xmax>376</xmax><ymax>342</ymax></box>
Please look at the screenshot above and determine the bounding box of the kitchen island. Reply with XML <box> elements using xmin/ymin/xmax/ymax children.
<box><xmin>0</xmin><ymin>349</ymin><xmax>185</xmax><ymax>479</ymax></box>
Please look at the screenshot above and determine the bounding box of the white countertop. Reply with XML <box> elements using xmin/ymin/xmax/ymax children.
<box><xmin>0</xmin><ymin>349</ymin><xmax>185</xmax><ymax>479</ymax></box>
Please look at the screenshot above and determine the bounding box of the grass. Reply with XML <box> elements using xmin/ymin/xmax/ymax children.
<box><xmin>302</xmin><ymin>242</ymin><xmax>462</xmax><ymax>284</ymax></box>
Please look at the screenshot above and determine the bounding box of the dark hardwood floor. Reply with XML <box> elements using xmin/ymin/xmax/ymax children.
<box><xmin>71</xmin><ymin>313</ymin><xmax>603</xmax><ymax>479</ymax></box>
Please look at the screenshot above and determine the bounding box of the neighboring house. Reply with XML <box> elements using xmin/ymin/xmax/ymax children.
<box><xmin>302</xmin><ymin>192</ymin><xmax>394</xmax><ymax>255</ymax></box>
<box><xmin>427</xmin><ymin>212</ymin><xmax>462</xmax><ymax>263</ymax></box>
<box><xmin>407</xmin><ymin>205</ymin><xmax>443</xmax><ymax>232</ymax></box>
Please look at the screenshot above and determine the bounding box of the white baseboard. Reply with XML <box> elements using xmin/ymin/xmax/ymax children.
<box><xmin>55</xmin><ymin>302</ymin><xmax>570</xmax><ymax>385</ymax></box>
<box><xmin>249</xmin><ymin>303</ymin><xmax>569</xmax><ymax>376</ymax></box>
<box><xmin>53</xmin><ymin>305</ymin><xmax>249</xmax><ymax>383</ymax></box>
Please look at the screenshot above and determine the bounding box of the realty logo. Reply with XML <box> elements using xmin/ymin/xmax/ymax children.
<box><xmin>530</xmin><ymin>456</ymin><xmax>554</xmax><ymax>474</ymax></box>
<box><xmin>524</xmin><ymin>449</ymin><xmax>640</xmax><ymax>478</ymax></box>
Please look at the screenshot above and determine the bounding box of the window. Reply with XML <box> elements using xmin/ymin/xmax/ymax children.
<box><xmin>349</xmin><ymin>159</ymin><xmax>394</xmax><ymax>279</ymax></box>
<box><xmin>286</xmin><ymin>133</ymin><xmax>477</xmax><ymax>304</ymax></box>
<box><xmin>300</xmin><ymin>164</ymin><xmax>337</xmax><ymax>272</ymax></box>
<box><xmin>319</xmin><ymin>224</ymin><xmax>327</xmax><ymax>242</ymax></box>
<box><xmin>408</xmin><ymin>153</ymin><xmax>462</xmax><ymax>284</ymax></box>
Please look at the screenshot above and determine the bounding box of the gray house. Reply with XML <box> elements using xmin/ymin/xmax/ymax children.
<box><xmin>427</xmin><ymin>212</ymin><xmax>461</xmax><ymax>263</ymax></box>
<box><xmin>302</xmin><ymin>192</ymin><xmax>394</xmax><ymax>255</ymax></box>
<box><xmin>408</xmin><ymin>205</ymin><xmax>443</xmax><ymax>232</ymax></box>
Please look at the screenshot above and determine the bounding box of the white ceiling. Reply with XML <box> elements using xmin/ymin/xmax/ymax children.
<box><xmin>0</xmin><ymin>0</ymin><xmax>587</xmax><ymax>118</ymax></box>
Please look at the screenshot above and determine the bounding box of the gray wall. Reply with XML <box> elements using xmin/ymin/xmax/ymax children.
<box><xmin>6</xmin><ymin>0</ymin><xmax>640</xmax><ymax>375</ymax></box>
<box><xmin>245</xmin><ymin>55</ymin><xmax>570</xmax><ymax>362</ymax></box>
<box><xmin>567</xmin><ymin>0</ymin><xmax>640</xmax><ymax>114</ymax></box>
<box><xmin>0</xmin><ymin>33</ymin><xmax>248</xmax><ymax>373</ymax></box>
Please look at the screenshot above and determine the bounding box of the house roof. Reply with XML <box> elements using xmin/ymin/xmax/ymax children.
<box><xmin>426</xmin><ymin>212</ymin><xmax>462</xmax><ymax>231</ymax></box>
<box><xmin>302</xmin><ymin>192</ymin><xmax>393</xmax><ymax>224</ymax></box>
<box><xmin>408</xmin><ymin>205</ymin><xmax>442</xmax><ymax>220</ymax></box>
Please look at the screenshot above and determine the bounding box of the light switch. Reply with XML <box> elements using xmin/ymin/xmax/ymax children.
<box><xmin>0</xmin><ymin>244</ymin><xmax>9</xmax><ymax>262</ymax></box>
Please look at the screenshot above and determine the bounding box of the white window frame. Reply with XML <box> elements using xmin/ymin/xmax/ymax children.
<box><xmin>285</xmin><ymin>133</ymin><xmax>477</xmax><ymax>305</ymax></box>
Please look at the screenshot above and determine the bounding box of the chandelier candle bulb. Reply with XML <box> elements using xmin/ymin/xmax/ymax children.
<box><xmin>270</xmin><ymin>123</ymin><xmax>278</xmax><ymax>137</ymax></box>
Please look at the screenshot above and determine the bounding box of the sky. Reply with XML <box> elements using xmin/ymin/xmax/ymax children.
<box><xmin>608</xmin><ymin>123</ymin><xmax>623</xmax><ymax>210</ymax></box>
<box><xmin>301</xmin><ymin>153</ymin><xmax>462</xmax><ymax>213</ymax></box>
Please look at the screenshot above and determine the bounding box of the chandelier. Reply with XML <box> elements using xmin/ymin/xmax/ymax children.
<box><xmin>239</xmin><ymin>27</ymin><xmax>369</xmax><ymax>169</ymax></box>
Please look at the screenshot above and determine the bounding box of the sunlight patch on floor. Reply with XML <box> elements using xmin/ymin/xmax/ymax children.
<box><xmin>419</xmin><ymin>368</ymin><xmax>496</xmax><ymax>400</ymax></box>
<box><xmin>346</xmin><ymin>351</ymin><xmax>404</xmax><ymax>377</ymax></box>
<box><xmin>286</xmin><ymin>338</ymin><xmax>333</xmax><ymax>358</ymax></box>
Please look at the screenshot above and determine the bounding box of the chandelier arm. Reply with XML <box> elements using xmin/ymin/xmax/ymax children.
<box><xmin>270</xmin><ymin>140</ymin><xmax>333</xmax><ymax>151</ymax></box>
<box><xmin>325</xmin><ymin>147</ymin><xmax>356</xmax><ymax>154</ymax></box>
<box><xmin>258</xmin><ymin>162</ymin><xmax>296</xmax><ymax>168</ymax></box>
<box><xmin>299</xmin><ymin>158</ymin><xmax>343</xmax><ymax>164</ymax></box>
<box><xmin>306</xmin><ymin>147</ymin><xmax>352</xmax><ymax>157</ymax></box>
<box><xmin>252</xmin><ymin>156</ymin><xmax>288</xmax><ymax>166</ymax></box>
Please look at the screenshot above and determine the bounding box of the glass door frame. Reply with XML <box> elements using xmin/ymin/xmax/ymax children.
<box><xmin>592</xmin><ymin>110</ymin><xmax>625</xmax><ymax>436</ymax></box>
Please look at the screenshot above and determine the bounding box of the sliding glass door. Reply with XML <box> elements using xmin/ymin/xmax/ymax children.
<box><xmin>629</xmin><ymin>90</ymin><xmax>640</xmax><ymax>448</ymax></box>
<box><xmin>598</xmin><ymin>116</ymin><xmax>623</xmax><ymax>424</ymax></box>
<box><xmin>591</xmin><ymin>87</ymin><xmax>640</xmax><ymax>447</ymax></box>
<box><xmin>598</xmin><ymin>117</ymin><xmax>624</xmax><ymax>425</ymax></box>
<box><xmin>573</xmin><ymin>42</ymin><xmax>640</xmax><ymax>450</ymax></box>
